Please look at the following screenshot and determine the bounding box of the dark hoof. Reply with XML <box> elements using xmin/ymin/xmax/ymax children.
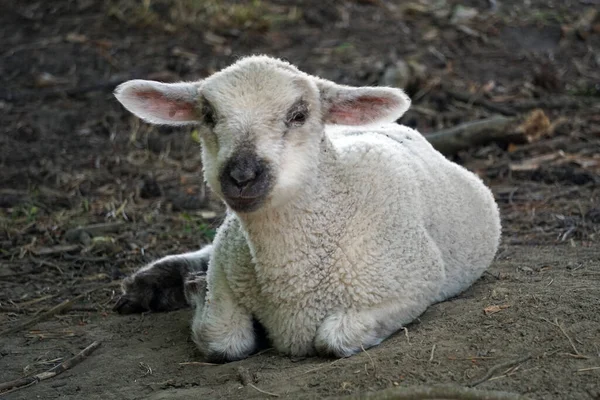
<box><xmin>113</xmin><ymin>260</ymin><xmax>192</xmax><ymax>314</ymax></box>
<box><xmin>112</xmin><ymin>295</ymin><xmax>148</xmax><ymax>314</ymax></box>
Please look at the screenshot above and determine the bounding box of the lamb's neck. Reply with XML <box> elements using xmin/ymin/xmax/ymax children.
<box><xmin>239</xmin><ymin>136</ymin><xmax>339</xmax><ymax>264</ymax></box>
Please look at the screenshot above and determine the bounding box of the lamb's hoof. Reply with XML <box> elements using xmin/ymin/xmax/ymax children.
<box><xmin>113</xmin><ymin>260</ymin><xmax>190</xmax><ymax>314</ymax></box>
<box><xmin>113</xmin><ymin>294</ymin><xmax>146</xmax><ymax>314</ymax></box>
<box><xmin>183</xmin><ymin>272</ymin><xmax>207</xmax><ymax>308</ymax></box>
<box><xmin>314</xmin><ymin>313</ymin><xmax>382</xmax><ymax>358</ymax></box>
<box><xmin>314</xmin><ymin>338</ymin><xmax>360</xmax><ymax>359</ymax></box>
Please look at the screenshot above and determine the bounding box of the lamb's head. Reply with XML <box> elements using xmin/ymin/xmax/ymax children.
<box><xmin>114</xmin><ymin>56</ymin><xmax>411</xmax><ymax>213</ymax></box>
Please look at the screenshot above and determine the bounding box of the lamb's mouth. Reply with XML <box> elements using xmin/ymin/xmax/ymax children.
<box><xmin>224</xmin><ymin>195</ymin><xmax>267</xmax><ymax>213</ymax></box>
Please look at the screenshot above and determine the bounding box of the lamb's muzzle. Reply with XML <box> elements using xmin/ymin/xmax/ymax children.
<box><xmin>219</xmin><ymin>149</ymin><xmax>272</xmax><ymax>212</ymax></box>
<box><xmin>113</xmin><ymin>55</ymin><xmax>501</xmax><ymax>362</ymax></box>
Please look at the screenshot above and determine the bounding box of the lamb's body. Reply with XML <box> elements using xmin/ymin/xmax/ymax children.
<box><xmin>194</xmin><ymin>124</ymin><xmax>500</xmax><ymax>358</ymax></box>
<box><xmin>113</xmin><ymin>55</ymin><xmax>501</xmax><ymax>361</ymax></box>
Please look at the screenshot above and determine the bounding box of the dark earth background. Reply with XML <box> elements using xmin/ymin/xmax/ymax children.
<box><xmin>1</xmin><ymin>0</ymin><xmax>599</xmax><ymax>399</ymax></box>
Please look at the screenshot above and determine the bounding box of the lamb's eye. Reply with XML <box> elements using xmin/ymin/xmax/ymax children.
<box><xmin>290</xmin><ymin>111</ymin><xmax>306</xmax><ymax>124</ymax></box>
<box><xmin>286</xmin><ymin>101</ymin><xmax>309</xmax><ymax>128</ymax></box>
<box><xmin>202</xmin><ymin>102</ymin><xmax>216</xmax><ymax>127</ymax></box>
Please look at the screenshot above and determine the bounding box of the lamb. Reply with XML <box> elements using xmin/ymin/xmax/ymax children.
<box><xmin>113</xmin><ymin>55</ymin><xmax>501</xmax><ymax>362</ymax></box>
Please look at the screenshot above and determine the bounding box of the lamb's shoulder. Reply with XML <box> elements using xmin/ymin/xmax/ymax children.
<box><xmin>329</xmin><ymin>124</ymin><xmax>441</xmax><ymax>172</ymax></box>
<box><xmin>326</xmin><ymin>124</ymin><xmax>434</xmax><ymax>213</ymax></box>
<box><xmin>328</xmin><ymin>124</ymin><xmax>489</xmax><ymax>203</ymax></box>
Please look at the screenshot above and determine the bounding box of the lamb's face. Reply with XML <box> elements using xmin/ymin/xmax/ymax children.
<box><xmin>198</xmin><ymin>62</ymin><xmax>323</xmax><ymax>213</ymax></box>
<box><xmin>114</xmin><ymin>56</ymin><xmax>411</xmax><ymax>214</ymax></box>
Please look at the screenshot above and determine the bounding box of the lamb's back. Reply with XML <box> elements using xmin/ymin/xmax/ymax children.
<box><xmin>329</xmin><ymin>124</ymin><xmax>501</xmax><ymax>299</ymax></box>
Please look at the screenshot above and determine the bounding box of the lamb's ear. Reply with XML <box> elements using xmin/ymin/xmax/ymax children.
<box><xmin>114</xmin><ymin>80</ymin><xmax>201</xmax><ymax>125</ymax></box>
<box><xmin>316</xmin><ymin>79</ymin><xmax>411</xmax><ymax>126</ymax></box>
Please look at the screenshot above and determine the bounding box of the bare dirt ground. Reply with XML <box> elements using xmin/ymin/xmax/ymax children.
<box><xmin>1</xmin><ymin>0</ymin><xmax>599</xmax><ymax>399</ymax></box>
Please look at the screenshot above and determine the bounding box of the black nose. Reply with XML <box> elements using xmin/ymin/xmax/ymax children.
<box><xmin>230</xmin><ymin>166</ymin><xmax>257</xmax><ymax>188</ymax></box>
<box><xmin>219</xmin><ymin>151</ymin><xmax>272</xmax><ymax>210</ymax></box>
<box><xmin>222</xmin><ymin>151</ymin><xmax>266</xmax><ymax>192</ymax></box>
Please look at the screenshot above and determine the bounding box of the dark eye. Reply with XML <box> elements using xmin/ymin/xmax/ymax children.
<box><xmin>290</xmin><ymin>111</ymin><xmax>306</xmax><ymax>124</ymax></box>
<box><xmin>286</xmin><ymin>100</ymin><xmax>309</xmax><ymax>128</ymax></box>
<box><xmin>202</xmin><ymin>102</ymin><xmax>216</xmax><ymax>127</ymax></box>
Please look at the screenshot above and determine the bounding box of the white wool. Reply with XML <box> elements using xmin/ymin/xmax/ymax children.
<box><xmin>115</xmin><ymin>56</ymin><xmax>501</xmax><ymax>360</ymax></box>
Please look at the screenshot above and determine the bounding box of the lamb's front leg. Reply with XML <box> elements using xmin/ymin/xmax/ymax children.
<box><xmin>114</xmin><ymin>245</ymin><xmax>213</xmax><ymax>314</ymax></box>
<box><xmin>314</xmin><ymin>300</ymin><xmax>429</xmax><ymax>358</ymax></box>
<box><xmin>185</xmin><ymin>267</ymin><xmax>257</xmax><ymax>362</ymax></box>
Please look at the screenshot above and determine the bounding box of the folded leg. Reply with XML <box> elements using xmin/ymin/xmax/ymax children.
<box><xmin>314</xmin><ymin>300</ymin><xmax>428</xmax><ymax>358</ymax></box>
<box><xmin>114</xmin><ymin>245</ymin><xmax>213</xmax><ymax>314</ymax></box>
<box><xmin>186</xmin><ymin>262</ymin><xmax>257</xmax><ymax>362</ymax></box>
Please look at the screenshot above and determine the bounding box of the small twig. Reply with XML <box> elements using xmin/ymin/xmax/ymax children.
<box><xmin>62</xmin><ymin>254</ymin><xmax>110</xmax><ymax>262</ymax></box>
<box><xmin>361</xmin><ymin>344</ymin><xmax>377</xmax><ymax>374</ymax></box>
<box><xmin>0</xmin><ymin>341</ymin><xmax>101</xmax><ymax>396</ymax></box>
<box><xmin>1</xmin><ymin>286</ymin><xmax>106</xmax><ymax>336</ymax></box>
<box><xmin>237</xmin><ymin>365</ymin><xmax>280</xmax><ymax>397</ymax></box>
<box><xmin>10</xmin><ymin>295</ymin><xmax>55</xmax><ymax>307</ymax></box>
<box><xmin>248</xmin><ymin>384</ymin><xmax>280</xmax><ymax>397</ymax></box>
<box><xmin>0</xmin><ymin>306</ymin><xmax>30</xmax><ymax>313</ymax></box>
<box><xmin>339</xmin><ymin>385</ymin><xmax>531</xmax><ymax>399</ymax></box>
<box><xmin>0</xmin><ymin>380</ymin><xmax>37</xmax><ymax>397</ymax></box>
<box><xmin>1</xmin><ymin>299</ymin><xmax>79</xmax><ymax>336</ymax></box>
<box><xmin>0</xmin><ymin>305</ymin><xmax>100</xmax><ymax>314</ymax></box>
<box><xmin>561</xmin><ymin>353</ymin><xmax>588</xmax><ymax>359</ymax></box>
<box><xmin>577</xmin><ymin>367</ymin><xmax>600</xmax><ymax>372</ymax></box>
<box><xmin>30</xmin><ymin>244</ymin><xmax>80</xmax><ymax>256</ymax></box>
<box><xmin>403</xmin><ymin>327</ymin><xmax>410</xmax><ymax>344</ymax></box>
<box><xmin>29</xmin><ymin>257</ymin><xmax>64</xmax><ymax>274</ymax></box>
<box><xmin>541</xmin><ymin>317</ymin><xmax>584</xmax><ymax>357</ymax></box>
<box><xmin>486</xmin><ymin>364</ymin><xmax>524</xmax><ymax>382</ymax></box>
<box><xmin>429</xmin><ymin>344</ymin><xmax>436</xmax><ymax>362</ymax></box>
<box><xmin>300</xmin><ymin>358</ymin><xmax>343</xmax><ymax>375</ymax></box>
<box><xmin>468</xmin><ymin>355</ymin><xmax>532</xmax><ymax>387</ymax></box>
<box><xmin>553</xmin><ymin>318</ymin><xmax>581</xmax><ymax>356</ymax></box>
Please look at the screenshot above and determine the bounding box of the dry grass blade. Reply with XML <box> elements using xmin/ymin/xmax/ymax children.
<box><xmin>468</xmin><ymin>355</ymin><xmax>532</xmax><ymax>387</ymax></box>
<box><xmin>178</xmin><ymin>361</ymin><xmax>218</xmax><ymax>366</ymax></box>
<box><xmin>0</xmin><ymin>341</ymin><xmax>101</xmax><ymax>396</ymax></box>
<box><xmin>540</xmin><ymin>317</ymin><xmax>585</xmax><ymax>357</ymax></box>
<box><xmin>249</xmin><ymin>383</ymin><xmax>280</xmax><ymax>397</ymax></box>
<box><xmin>553</xmin><ymin>318</ymin><xmax>581</xmax><ymax>356</ymax></box>
<box><xmin>429</xmin><ymin>344</ymin><xmax>436</xmax><ymax>362</ymax></box>
<box><xmin>0</xmin><ymin>284</ymin><xmax>111</xmax><ymax>336</ymax></box>
<box><xmin>577</xmin><ymin>367</ymin><xmax>600</xmax><ymax>372</ymax></box>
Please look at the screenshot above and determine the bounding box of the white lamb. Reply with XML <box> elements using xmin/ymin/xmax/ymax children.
<box><xmin>113</xmin><ymin>55</ymin><xmax>501</xmax><ymax>361</ymax></box>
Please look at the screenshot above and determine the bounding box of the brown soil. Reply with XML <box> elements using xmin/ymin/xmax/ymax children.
<box><xmin>1</xmin><ymin>1</ymin><xmax>599</xmax><ymax>399</ymax></box>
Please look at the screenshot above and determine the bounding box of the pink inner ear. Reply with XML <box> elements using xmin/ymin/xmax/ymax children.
<box><xmin>136</xmin><ymin>90</ymin><xmax>196</xmax><ymax>122</ymax></box>
<box><xmin>327</xmin><ymin>96</ymin><xmax>397</xmax><ymax>125</ymax></box>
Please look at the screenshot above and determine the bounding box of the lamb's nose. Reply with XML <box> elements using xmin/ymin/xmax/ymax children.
<box><xmin>230</xmin><ymin>167</ymin><xmax>257</xmax><ymax>187</ymax></box>
<box><xmin>221</xmin><ymin>151</ymin><xmax>267</xmax><ymax>196</ymax></box>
